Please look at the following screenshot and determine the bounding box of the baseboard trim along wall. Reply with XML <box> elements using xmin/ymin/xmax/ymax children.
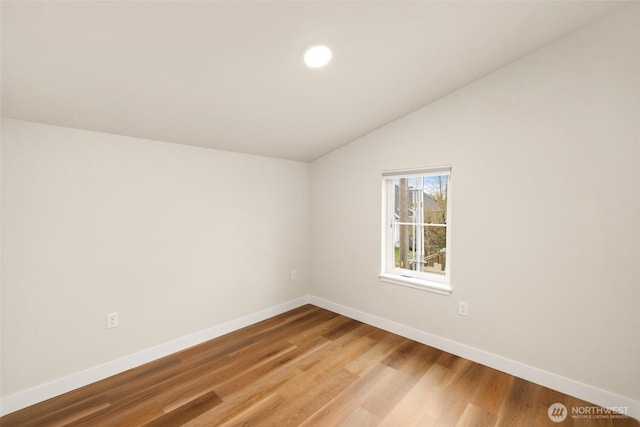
<box><xmin>0</xmin><ymin>296</ymin><xmax>311</xmax><ymax>417</ymax></box>
<box><xmin>2</xmin><ymin>294</ymin><xmax>638</xmax><ymax>420</ymax></box>
<box><xmin>308</xmin><ymin>295</ymin><xmax>640</xmax><ymax>421</ymax></box>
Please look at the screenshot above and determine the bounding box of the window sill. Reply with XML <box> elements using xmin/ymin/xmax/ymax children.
<box><xmin>378</xmin><ymin>273</ymin><xmax>452</xmax><ymax>296</ymax></box>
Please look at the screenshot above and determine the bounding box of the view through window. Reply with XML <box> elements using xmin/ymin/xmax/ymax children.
<box><xmin>381</xmin><ymin>167</ymin><xmax>451</xmax><ymax>293</ymax></box>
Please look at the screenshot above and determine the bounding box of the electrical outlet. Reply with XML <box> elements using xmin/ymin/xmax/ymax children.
<box><xmin>106</xmin><ymin>312</ymin><xmax>119</xmax><ymax>329</ymax></box>
<box><xmin>458</xmin><ymin>302</ymin><xmax>468</xmax><ymax>316</ymax></box>
<box><xmin>291</xmin><ymin>270</ymin><xmax>297</xmax><ymax>280</ymax></box>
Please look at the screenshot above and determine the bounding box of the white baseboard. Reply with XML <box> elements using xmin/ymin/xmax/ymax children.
<box><xmin>3</xmin><ymin>294</ymin><xmax>637</xmax><ymax>421</ymax></box>
<box><xmin>308</xmin><ymin>295</ymin><xmax>640</xmax><ymax>421</ymax></box>
<box><xmin>0</xmin><ymin>295</ymin><xmax>311</xmax><ymax>417</ymax></box>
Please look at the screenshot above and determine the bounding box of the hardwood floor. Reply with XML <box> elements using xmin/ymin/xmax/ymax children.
<box><xmin>1</xmin><ymin>305</ymin><xmax>637</xmax><ymax>426</ymax></box>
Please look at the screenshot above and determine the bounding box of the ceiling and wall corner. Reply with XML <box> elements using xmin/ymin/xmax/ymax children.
<box><xmin>0</xmin><ymin>1</ymin><xmax>626</xmax><ymax>162</ymax></box>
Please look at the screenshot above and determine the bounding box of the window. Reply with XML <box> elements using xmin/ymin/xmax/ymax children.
<box><xmin>380</xmin><ymin>166</ymin><xmax>452</xmax><ymax>295</ymax></box>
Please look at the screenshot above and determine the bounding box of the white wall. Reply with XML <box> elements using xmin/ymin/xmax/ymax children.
<box><xmin>0</xmin><ymin>119</ymin><xmax>309</xmax><ymax>397</ymax></box>
<box><xmin>310</xmin><ymin>4</ymin><xmax>639</xmax><ymax>404</ymax></box>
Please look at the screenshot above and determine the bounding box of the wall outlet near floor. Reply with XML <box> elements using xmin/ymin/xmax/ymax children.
<box><xmin>458</xmin><ymin>302</ymin><xmax>468</xmax><ymax>316</ymax></box>
<box><xmin>106</xmin><ymin>312</ymin><xmax>119</xmax><ymax>329</ymax></box>
<box><xmin>291</xmin><ymin>270</ymin><xmax>297</xmax><ymax>280</ymax></box>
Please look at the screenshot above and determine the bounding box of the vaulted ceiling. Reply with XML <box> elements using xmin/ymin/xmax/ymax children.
<box><xmin>1</xmin><ymin>1</ymin><xmax>623</xmax><ymax>161</ymax></box>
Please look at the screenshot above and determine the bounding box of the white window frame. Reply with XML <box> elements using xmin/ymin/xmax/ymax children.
<box><xmin>379</xmin><ymin>166</ymin><xmax>452</xmax><ymax>296</ymax></box>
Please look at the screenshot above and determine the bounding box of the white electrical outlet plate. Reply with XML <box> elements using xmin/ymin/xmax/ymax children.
<box><xmin>458</xmin><ymin>302</ymin><xmax>468</xmax><ymax>316</ymax></box>
<box><xmin>291</xmin><ymin>270</ymin><xmax>297</xmax><ymax>280</ymax></box>
<box><xmin>107</xmin><ymin>312</ymin><xmax>119</xmax><ymax>329</ymax></box>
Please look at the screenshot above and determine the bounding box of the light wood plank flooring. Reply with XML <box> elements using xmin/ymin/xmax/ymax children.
<box><xmin>1</xmin><ymin>305</ymin><xmax>637</xmax><ymax>426</ymax></box>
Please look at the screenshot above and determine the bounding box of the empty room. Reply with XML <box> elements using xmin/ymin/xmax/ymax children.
<box><xmin>1</xmin><ymin>1</ymin><xmax>638</xmax><ymax>426</ymax></box>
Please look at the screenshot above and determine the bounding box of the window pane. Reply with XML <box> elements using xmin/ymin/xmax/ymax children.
<box><xmin>394</xmin><ymin>176</ymin><xmax>447</xmax><ymax>226</ymax></box>
<box><xmin>397</xmin><ymin>177</ymin><xmax>430</xmax><ymax>224</ymax></box>
<box><xmin>393</xmin><ymin>224</ymin><xmax>447</xmax><ymax>275</ymax></box>
<box><xmin>424</xmin><ymin>226</ymin><xmax>447</xmax><ymax>274</ymax></box>
<box><xmin>422</xmin><ymin>175</ymin><xmax>448</xmax><ymax>224</ymax></box>
<box><xmin>393</xmin><ymin>224</ymin><xmax>415</xmax><ymax>270</ymax></box>
<box><xmin>394</xmin><ymin>178</ymin><xmax>419</xmax><ymax>224</ymax></box>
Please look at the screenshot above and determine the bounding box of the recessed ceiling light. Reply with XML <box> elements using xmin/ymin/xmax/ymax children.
<box><xmin>304</xmin><ymin>45</ymin><xmax>332</xmax><ymax>68</ymax></box>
